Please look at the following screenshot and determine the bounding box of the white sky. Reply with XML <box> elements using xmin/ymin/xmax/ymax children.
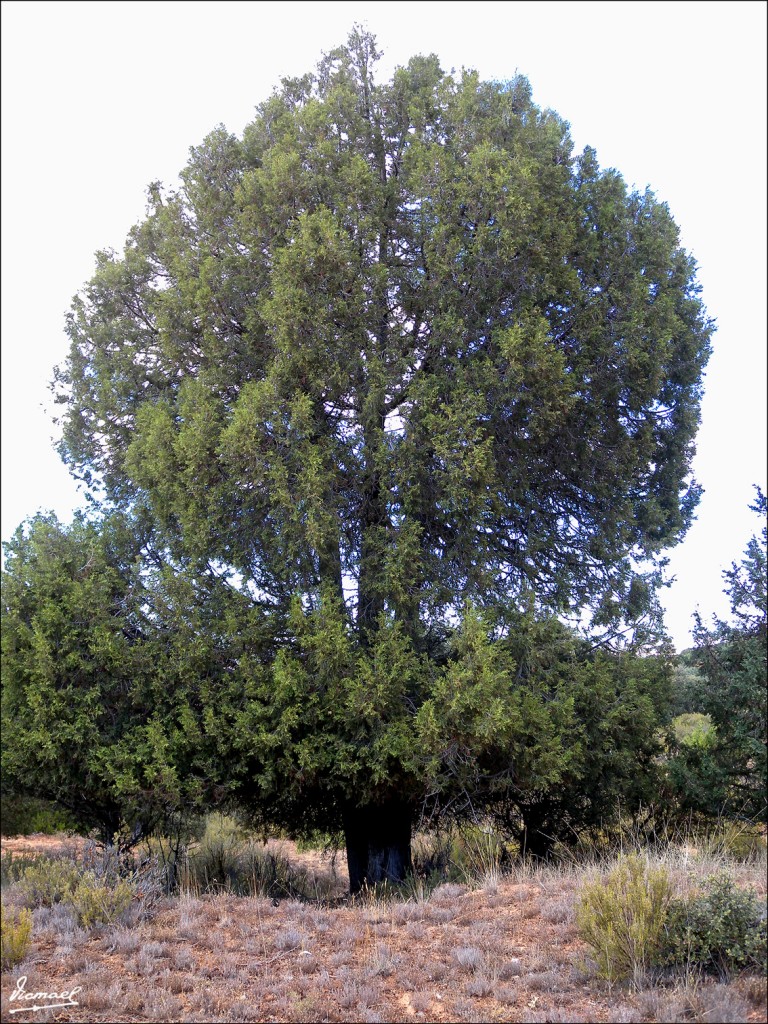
<box><xmin>1</xmin><ymin>0</ymin><xmax>766</xmax><ymax>651</ymax></box>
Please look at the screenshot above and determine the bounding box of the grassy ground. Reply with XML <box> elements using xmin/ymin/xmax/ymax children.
<box><xmin>1</xmin><ymin>827</ymin><xmax>766</xmax><ymax>1023</ymax></box>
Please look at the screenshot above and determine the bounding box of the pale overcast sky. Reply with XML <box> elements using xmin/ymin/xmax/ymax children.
<box><xmin>1</xmin><ymin>0</ymin><xmax>766</xmax><ymax>650</ymax></box>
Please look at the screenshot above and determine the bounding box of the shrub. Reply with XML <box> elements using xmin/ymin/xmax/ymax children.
<box><xmin>294</xmin><ymin>828</ymin><xmax>340</xmax><ymax>853</ymax></box>
<box><xmin>1</xmin><ymin>903</ymin><xmax>32</xmax><ymax>969</ymax></box>
<box><xmin>452</xmin><ymin>825</ymin><xmax>506</xmax><ymax>888</ymax></box>
<box><xmin>465</xmin><ymin>973</ymin><xmax>495</xmax><ymax>997</ymax></box>
<box><xmin>453</xmin><ymin>946</ymin><xmax>484</xmax><ymax>972</ymax></box>
<box><xmin>0</xmin><ymin>852</ymin><xmax>38</xmax><ymax>888</ymax></box>
<box><xmin>81</xmin><ymin>840</ymin><xmax>169</xmax><ymax>911</ymax></box>
<box><xmin>576</xmin><ymin>854</ymin><xmax>672</xmax><ymax>983</ymax></box>
<box><xmin>17</xmin><ymin>857</ymin><xmax>80</xmax><ymax>907</ymax></box>
<box><xmin>671</xmin><ymin>712</ymin><xmax>716</xmax><ymax>748</ymax></box>
<box><xmin>658</xmin><ymin>873</ymin><xmax>767</xmax><ymax>978</ymax></box>
<box><xmin>707</xmin><ymin>822</ymin><xmax>768</xmax><ymax>862</ymax></box>
<box><xmin>70</xmin><ymin>872</ymin><xmax>132</xmax><ymax>927</ymax></box>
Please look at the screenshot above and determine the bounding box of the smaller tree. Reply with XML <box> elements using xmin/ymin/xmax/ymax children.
<box><xmin>670</xmin><ymin>489</ymin><xmax>767</xmax><ymax>821</ymax></box>
<box><xmin>480</xmin><ymin>619</ymin><xmax>672</xmax><ymax>856</ymax></box>
<box><xmin>0</xmin><ymin>512</ymin><xmax>217</xmax><ymax>845</ymax></box>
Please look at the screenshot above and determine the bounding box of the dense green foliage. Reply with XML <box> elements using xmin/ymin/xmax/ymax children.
<box><xmin>6</xmin><ymin>30</ymin><xmax>714</xmax><ymax>884</ymax></box>
<box><xmin>668</xmin><ymin>651</ymin><xmax>707</xmax><ymax>718</ymax></box>
<box><xmin>55</xmin><ymin>31</ymin><xmax>711</xmax><ymax>636</ymax></box>
<box><xmin>497</xmin><ymin>623</ymin><xmax>672</xmax><ymax>855</ymax></box>
<box><xmin>668</xmin><ymin>490</ymin><xmax>767</xmax><ymax>822</ymax></box>
<box><xmin>0</xmin><ymin>512</ymin><xmax>219</xmax><ymax>843</ymax></box>
<box><xmin>0</xmin><ymin>794</ymin><xmax>79</xmax><ymax>836</ymax></box>
<box><xmin>1</xmin><ymin>511</ymin><xmax>673</xmax><ymax>865</ymax></box>
<box><xmin>659</xmin><ymin>873</ymin><xmax>767</xmax><ymax>978</ymax></box>
<box><xmin>202</xmin><ymin>599</ymin><xmax>674</xmax><ymax>857</ymax></box>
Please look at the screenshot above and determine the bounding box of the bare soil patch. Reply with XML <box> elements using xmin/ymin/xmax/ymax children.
<box><xmin>2</xmin><ymin>834</ymin><xmax>87</xmax><ymax>861</ymax></box>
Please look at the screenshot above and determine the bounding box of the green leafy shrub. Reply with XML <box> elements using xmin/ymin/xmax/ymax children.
<box><xmin>671</xmin><ymin>713</ymin><xmax>716</xmax><ymax>748</ymax></box>
<box><xmin>1</xmin><ymin>903</ymin><xmax>32</xmax><ymax>970</ymax></box>
<box><xmin>659</xmin><ymin>873</ymin><xmax>767</xmax><ymax>978</ymax></box>
<box><xmin>70</xmin><ymin>872</ymin><xmax>132</xmax><ymax>927</ymax></box>
<box><xmin>576</xmin><ymin>854</ymin><xmax>673</xmax><ymax>983</ymax></box>
<box><xmin>17</xmin><ymin>857</ymin><xmax>80</xmax><ymax>907</ymax></box>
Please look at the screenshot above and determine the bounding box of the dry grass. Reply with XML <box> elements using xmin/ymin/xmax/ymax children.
<box><xmin>1</xmin><ymin>831</ymin><xmax>765</xmax><ymax>1023</ymax></box>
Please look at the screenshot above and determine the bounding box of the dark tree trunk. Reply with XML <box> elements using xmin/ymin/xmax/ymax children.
<box><xmin>519</xmin><ymin>805</ymin><xmax>556</xmax><ymax>859</ymax></box>
<box><xmin>357</xmin><ymin>412</ymin><xmax>387</xmax><ymax>643</ymax></box>
<box><xmin>342</xmin><ymin>800</ymin><xmax>413</xmax><ymax>893</ymax></box>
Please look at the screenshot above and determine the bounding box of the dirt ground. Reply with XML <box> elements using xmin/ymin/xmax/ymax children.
<box><xmin>1</xmin><ymin>834</ymin><xmax>766</xmax><ymax>1024</ymax></box>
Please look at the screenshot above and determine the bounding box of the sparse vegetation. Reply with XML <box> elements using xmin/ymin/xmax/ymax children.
<box><xmin>1</xmin><ymin>825</ymin><xmax>765</xmax><ymax>1022</ymax></box>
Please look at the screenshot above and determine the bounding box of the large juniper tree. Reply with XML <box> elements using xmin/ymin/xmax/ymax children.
<box><xmin>53</xmin><ymin>30</ymin><xmax>711</xmax><ymax>888</ymax></box>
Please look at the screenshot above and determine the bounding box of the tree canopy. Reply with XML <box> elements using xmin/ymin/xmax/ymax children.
<box><xmin>55</xmin><ymin>30</ymin><xmax>710</xmax><ymax>632</ymax></box>
<box><xmin>45</xmin><ymin>29</ymin><xmax>712</xmax><ymax>886</ymax></box>
<box><xmin>1</xmin><ymin>516</ymin><xmax>672</xmax><ymax>865</ymax></box>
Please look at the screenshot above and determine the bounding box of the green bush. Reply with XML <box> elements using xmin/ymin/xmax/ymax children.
<box><xmin>17</xmin><ymin>857</ymin><xmax>80</xmax><ymax>907</ymax></box>
<box><xmin>0</xmin><ymin>795</ymin><xmax>79</xmax><ymax>836</ymax></box>
<box><xmin>70</xmin><ymin>872</ymin><xmax>132</xmax><ymax>927</ymax></box>
<box><xmin>576</xmin><ymin>854</ymin><xmax>673</xmax><ymax>983</ymax></box>
<box><xmin>1</xmin><ymin>903</ymin><xmax>32</xmax><ymax>970</ymax></box>
<box><xmin>671</xmin><ymin>713</ymin><xmax>716</xmax><ymax>748</ymax></box>
<box><xmin>0</xmin><ymin>852</ymin><xmax>38</xmax><ymax>888</ymax></box>
<box><xmin>658</xmin><ymin>873</ymin><xmax>767</xmax><ymax>978</ymax></box>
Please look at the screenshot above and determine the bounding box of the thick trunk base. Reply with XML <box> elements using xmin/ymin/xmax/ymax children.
<box><xmin>342</xmin><ymin>801</ymin><xmax>413</xmax><ymax>894</ymax></box>
<box><xmin>519</xmin><ymin>809</ymin><xmax>556</xmax><ymax>860</ymax></box>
